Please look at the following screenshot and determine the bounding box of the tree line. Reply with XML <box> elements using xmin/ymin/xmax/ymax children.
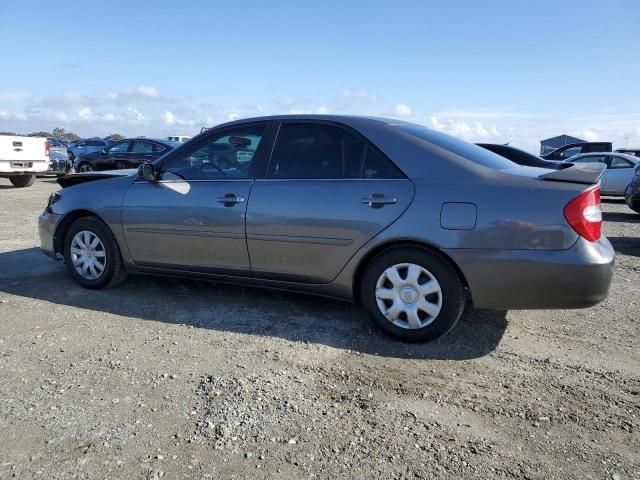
<box><xmin>0</xmin><ymin>127</ymin><xmax>124</xmax><ymax>142</ymax></box>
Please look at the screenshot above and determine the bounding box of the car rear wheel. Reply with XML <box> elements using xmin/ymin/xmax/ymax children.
<box><xmin>361</xmin><ymin>246</ymin><xmax>466</xmax><ymax>342</ymax></box>
<box><xmin>78</xmin><ymin>162</ymin><xmax>94</xmax><ymax>173</ymax></box>
<box><xmin>63</xmin><ymin>217</ymin><xmax>128</xmax><ymax>289</ymax></box>
<box><xmin>9</xmin><ymin>174</ymin><xmax>35</xmax><ymax>188</ymax></box>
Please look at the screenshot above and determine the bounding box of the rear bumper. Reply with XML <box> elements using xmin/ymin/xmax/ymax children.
<box><xmin>446</xmin><ymin>236</ymin><xmax>615</xmax><ymax>310</ymax></box>
<box><xmin>38</xmin><ymin>211</ymin><xmax>63</xmax><ymax>259</ymax></box>
<box><xmin>0</xmin><ymin>160</ymin><xmax>49</xmax><ymax>175</ymax></box>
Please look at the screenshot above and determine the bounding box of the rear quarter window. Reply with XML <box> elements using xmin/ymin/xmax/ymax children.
<box><xmin>398</xmin><ymin>125</ymin><xmax>516</xmax><ymax>170</ymax></box>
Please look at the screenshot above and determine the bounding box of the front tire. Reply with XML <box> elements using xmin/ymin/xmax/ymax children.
<box><xmin>78</xmin><ymin>162</ymin><xmax>94</xmax><ymax>173</ymax></box>
<box><xmin>361</xmin><ymin>246</ymin><xmax>466</xmax><ymax>342</ymax></box>
<box><xmin>63</xmin><ymin>217</ymin><xmax>128</xmax><ymax>289</ymax></box>
<box><xmin>9</xmin><ymin>174</ymin><xmax>35</xmax><ymax>188</ymax></box>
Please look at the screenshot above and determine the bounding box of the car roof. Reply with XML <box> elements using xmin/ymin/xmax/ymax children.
<box><xmin>211</xmin><ymin>114</ymin><xmax>418</xmax><ymax>130</ymax></box>
<box><xmin>571</xmin><ymin>152</ymin><xmax>639</xmax><ymax>162</ymax></box>
<box><xmin>122</xmin><ymin>137</ymin><xmax>172</xmax><ymax>144</ymax></box>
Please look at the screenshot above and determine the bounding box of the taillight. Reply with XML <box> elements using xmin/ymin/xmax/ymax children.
<box><xmin>45</xmin><ymin>141</ymin><xmax>50</xmax><ymax>157</ymax></box>
<box><xmin>564</xmin><ymin>186</ymin><xmax>602</xmax><ymax>242</ymax></box>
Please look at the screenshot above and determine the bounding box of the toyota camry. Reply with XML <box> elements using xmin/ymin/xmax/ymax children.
<box><xmin>39</xmin><ymin>115</ymin><xmax>614</xmax><ymax>342</ymax></box>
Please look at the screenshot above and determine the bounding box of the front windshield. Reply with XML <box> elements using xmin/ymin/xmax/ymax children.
<box><xmin>398</xmin><ymin>125</ymin><xmax>517</xmax><ymax>170</ymax></box>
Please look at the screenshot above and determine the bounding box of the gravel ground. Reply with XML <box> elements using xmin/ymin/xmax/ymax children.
<box><xmin>0</xmin><ymin>177</ymin><xmax>638</xmax><ymax>479</ymax></box>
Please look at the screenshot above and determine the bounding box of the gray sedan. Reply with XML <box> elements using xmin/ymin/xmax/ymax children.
<box><xmin>39</xmin><ymin>115</ymin><xmax>614</xmax><ymax>342</ymax></box>
<box><xmin>566</xmin><ymin>152</ymin><xmax>639</xmax><ymax>196</ymax></box>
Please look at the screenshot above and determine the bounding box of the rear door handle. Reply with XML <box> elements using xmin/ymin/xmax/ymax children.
<box><xmin>217</xmin><ymin>193</ymin><xmax>245</xmax><ymax>206</ymax></box>
<box><xmin>361</xmin><ymin>194</ymin><xmax>397</xmax><ymax>208</ymax></box>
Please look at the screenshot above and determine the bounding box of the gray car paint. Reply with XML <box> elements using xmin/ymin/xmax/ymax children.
<box><xmin>39</xmin><ymin>115</ymin><xmax>614</xmax><ymax>309</ymax></box>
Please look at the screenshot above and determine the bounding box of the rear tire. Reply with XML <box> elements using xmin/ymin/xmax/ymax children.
<box><xmin>361</xmin><ymin>246</ymin><xmax>466</xmax><ymax>342</ymax></box>
<box><xmin>63</xmin><ymin>217</ymin><xmax>128</xmax><ymax>289</ymax></box>
<box><xmin>78</xmin><ymin>162</ymin><xmax>94</xmax><ymax>173</ymax></box>
<box><xmin>9</xmin><ymin>174</ymin><xmax>35</xmax><ymax>188</ymax></box>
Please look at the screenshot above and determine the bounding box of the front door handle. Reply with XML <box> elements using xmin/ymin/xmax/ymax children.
<box><xmin>217</xmin><ymin>193</ymin><xmax>246</xmax><ymax>206</ymax></box>
<box><xmin>361</xmin><ymin>194</ymin><xmax>397</xmax><ymax>208</ymax></box>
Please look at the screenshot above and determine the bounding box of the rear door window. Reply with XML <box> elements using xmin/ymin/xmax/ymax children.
<box><xmin>609</xmin><ymin>156</ymin><xmax>634</xmax><ymax>169</ymax></box>
<box><xmin>132</xmin><ymin>141</ymin><xmax>154</xmax><ymax>153</ymax></box>
<box><xmin>268</xmin><ymin>123</ymin><xmax>404</xmax><ymax>179</ymax></box>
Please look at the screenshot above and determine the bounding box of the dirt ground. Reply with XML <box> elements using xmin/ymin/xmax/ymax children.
<box><xmin>0</xmin><ymin>177</ymin><xmax>638</xmax><ymax>480</ymax></box>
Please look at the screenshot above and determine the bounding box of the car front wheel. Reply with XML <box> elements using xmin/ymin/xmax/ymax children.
<box><xmin>78</xmin><ymin>162</ymin><xmax>94</xmax><ymax>173</ymax></box>
<box><xmin>361</xmin><ymin>246</ymin><xmax>466</xmax><ymax>342</ymax></box>
<box><xmin>63</xmin><ymin>217</ymin><xmax>128</xmax><ymax>289</ymax></box>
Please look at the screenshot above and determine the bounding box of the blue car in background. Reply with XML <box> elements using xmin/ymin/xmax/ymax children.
<box><xmin>67</xmin><ymin>139</ymin><xmax>110</xmax><ymax>162</ymax></box>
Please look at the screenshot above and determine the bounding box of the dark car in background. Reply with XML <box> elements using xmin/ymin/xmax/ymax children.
<box><xmin>624</xmin><ymin>164</ymin><xmax>640</xmax><ymax>213</ymax></box>
<box><xmin>74</xmin><ymin>138</ymin><xmax>181</xmax><ymax>172</ymax></box>
<box><xmin>542</xmin><ymin>142</ymin><xmax>612</xmax><ymax>161</ymax></box>
<box><xmin>67</xmin><ymin>139</ymin><xmax>110</xmax><ymax>162</ymax></box>
<box><xmin>46</xmin><ymin>138</ymin><xmax>73</xmax><ymax>175</ymax></box>
<box><xmin>476</xmin><ymin>143</ymin><xmax>563</xmax><ymax>169</ymax></box>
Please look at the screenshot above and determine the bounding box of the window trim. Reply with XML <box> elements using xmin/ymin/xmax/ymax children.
<box><xmin>131</xmin><ymin>140</ymin><xmax>156</xmax><ymax>154</ymax></box>
<box><xmin>264</xmin><ymin>119</ymin><xmax>407</xmax><ymax>180</ymax></box>
<box><xmin>106</xmin><ymin>140</ymin><xmax>133</xmax><ymax>153</ymax></box>
<box><xmin>156</xmin><ymin>121</ymin><xmax>274</xmax><ymax>180</ymax></box>
<box><xmin>609</xmin><ymin>156</ymin><xmax>634</xmax><ymax>169</ymax></box>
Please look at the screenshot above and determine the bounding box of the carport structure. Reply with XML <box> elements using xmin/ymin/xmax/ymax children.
<box><xmin>540</xmin><ymin>134</ymin><xmax>585</xmax><ymax>156</ymax></box>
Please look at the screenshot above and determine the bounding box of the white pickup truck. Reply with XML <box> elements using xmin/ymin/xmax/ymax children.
<box><xmin>0</xmin><ymin>135</ymin><xmax>50</xmax><ymax>187</ymax></box>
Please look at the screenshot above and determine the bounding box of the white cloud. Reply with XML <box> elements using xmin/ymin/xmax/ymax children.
<box><xmin>287</xmin><ymin>106</ymin><xmax>331</xmax><ymax>115</ymax></box>
<box><xmin>78</xmin><ymin>107</ymin><xmax>92</xmax><ymax>119</ymax></box>
<box><xmin>227</xmin><ymin>112</ymin><xmax>240</xmax><ymax>121</ymax></box>
<box><xmin>161</xmin><ymin>110</ymin><xmax>194</xmax><ymax>126</ymax></box>
<box><xmin>389</xmin><ymin>104</ymin><xmax>413</xmax><ymax>117</ymax></box>
<box><xmin>135</xmin><ymin>85</ymin><xmax>158</xmax><ymax>98</ymax></box>
<box><xmin>127</xmin><ymin>107</ymin><xmax>145</xmax><ymax>121</ymax></box>
<box><xmin>162</xmin><ymin>110</ymin><xmax>176</xmax><ymax>125</ymax></box>
<box><xmin>341</xmin><ymin>89</ymin><xmax>377</xmax><ymax>102</ymax></box>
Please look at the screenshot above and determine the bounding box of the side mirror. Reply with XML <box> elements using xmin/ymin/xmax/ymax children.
<box><xmin>138</xmin><ymin>163</ymin><xmax>158</xmax><ymax>182</ymax></box>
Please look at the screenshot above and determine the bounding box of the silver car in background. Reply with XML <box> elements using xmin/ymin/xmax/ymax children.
<box><xmin>38</xmin><ymin>115</ymin><xmax>614</xmax><ymax>342</ymax></box>
<box><xmin>566</xmin><ymin>152</ymin><xmax>639</xmax><ymax>196</ymax></box>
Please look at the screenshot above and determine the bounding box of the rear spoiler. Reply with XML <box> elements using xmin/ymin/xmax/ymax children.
<box><xmin>538</xmin><ymin>162</ymin><xmax>606</xmax><ymax>185</ymax></box>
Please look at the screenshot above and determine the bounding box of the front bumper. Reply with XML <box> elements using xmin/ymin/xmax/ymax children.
<box><xmin>38</xmin><ymin>211</ymin><xmax>63</xmax><ymax>259</ymax></box>
<box><xmin>446</xmin><ymin>236</ymin><xmax>615</xmax><ymax>310</ymax></box>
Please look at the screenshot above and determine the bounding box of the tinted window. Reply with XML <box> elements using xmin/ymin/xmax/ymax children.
<box><xmin>558</xmin><ymin>146</ymin><xmax>582</xmax><ymax>160</ymax></box>
<box><xmin>152</xmin><ymin>143</ymin><xmax>166</xmax><ymax>152</ymax></box>
<box><xmin>609</xmin><ymin>156</ymin><xmax>634</xmax><ymax>169</ymax></box>
<box><xmin>132</xmin><ymin>141</ymin><xmax>154</xmax><ymax>153</ymax></box>
<box><xmin>86</xmin><ymin>140</ymin><xmax>106</xmax><ymax>147</ymax></box>
<box><xmin>269</xmin><ymin>123</ymin><xmax>402</xmax><ymax>179</ymax></box>
<box><xmin>362</xmin><ymin>147</ymin><xmax>403</xmax><ymax>178</ymax></box>
<box><xmin>161</xmin><ymin>124</ymin><xmax>266</xmax><ymax>180</ymax></box>
<box><xmin>107</xmin><ymin>141</ymin><xmax>131</xmax><ymax>153</ymax></box>
<box><xmin>399</xmin><ymin>125</ymin><xmax>516</xmax><ymax>170</ymax></box>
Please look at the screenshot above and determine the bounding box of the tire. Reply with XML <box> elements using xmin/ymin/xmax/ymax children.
<box><xmin>78</xmin><ymin>162</ymin><xmax>94</xmax><ymax>173</ymax></box>
<box><xmin>63</xmin><ymin>217</ymin><xmax>128</xmax><ymax>289</ymax></box>
<box><xmin>9</xmin><ymin>174</ymin><xmax>35</xmax><ymax>188</ymax></box>
<box><xmin>360</xmin><ymin>246</ymin><xmax>466</xmax><ymax>342</ymax></box>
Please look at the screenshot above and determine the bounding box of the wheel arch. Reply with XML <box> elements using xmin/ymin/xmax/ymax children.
<box><xmin>54</xmin><ymin>209</ymin><xmax>106</xmax><ymax>255</ymax></box>
<box><xmin>351</xmin><ymin>239</ymin><xmax>470</xmax><ymax>303</ymax></box>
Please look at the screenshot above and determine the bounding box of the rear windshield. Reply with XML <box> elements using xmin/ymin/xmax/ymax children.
<box><xmin>398</xmin><ymin>125</ymin><xmax>517</xmax><ymax>170</ymax></box>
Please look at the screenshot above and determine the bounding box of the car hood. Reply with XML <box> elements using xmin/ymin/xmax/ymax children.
<box><xmin>57</xmin><ymin>169</ymin><xmax>137</xmax><ymax>188</ymax></box>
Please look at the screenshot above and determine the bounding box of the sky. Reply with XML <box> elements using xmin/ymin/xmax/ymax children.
<box><xmin>1</xmin><ymin>0</ymin><xmax>639</xmax><ymax>153</ymax></box>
